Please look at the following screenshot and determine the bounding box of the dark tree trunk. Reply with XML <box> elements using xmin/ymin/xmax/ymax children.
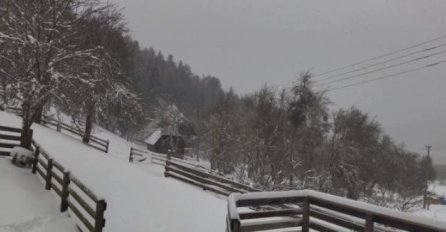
<box><xmin>34</xmin><ymin>105</ymin><xmax>43</xmax><ymax>123</ymax></box>
<box><xmin>20</xmin><ymin>103</ymin><xmax>34</xmax><ymax>149</ymax></box>
<box><xmin>82</xmin><ymin>106</ymin><xmax>94</xmax><ymax>143</ymax></box>
<box><xmin>1</xmin><ymin>77</ymin><xmax>7</xmax><ymax>105</ymax></box>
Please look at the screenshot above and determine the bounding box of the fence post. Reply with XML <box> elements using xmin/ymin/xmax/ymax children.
<box><xmin>229</xmin><ymin>217</ymin><xmax>240</xmax><ymax>232</ymax></box>
<box><xmin>302</xmin><ymin>197</ymin><xmax>310</xmax><ymax>232</ymax></box>
<box><xmin>164</xmin><ymin>160</ymin><xmax>170</xmax><ymax>177</ymax></box>
<box><xmin>129</xmin><ymin>148</ymin><xmax>133</xmax><ymax>163</ymax></box>
<box><xmin>26</xmin><ymin>129</ymin><xmax>33</xmax><ymax>149</ymax></box>
<box><xmin>45</xmin><ymin>158</ymin><xmax>53</xmax><ymax>190</ymax></box>
<box><xmin>31</xmin><ymin>146</ymin><xmax>40</xmax><ymax>174</ymax></box>
<box><xmin>95</xmin><ymin>199</ymin><xmax>107</xmax><ymax>232</ymax></box>
<box><xmin>56</xmin><ymin>121</ymin><xmax>61</xmax><ymax>132</ymax></box>
<box><xmin>105</xmin><ymin>140</ymin><xmax>109</xmax><ymax>154</ymax></box>
<box><xmin>60</xmin><ymin>171</ymin><xmax>70</xmax><ymax>212</ymax></box>
<box><xmin>365</xmin><ymin>214</ymin><xmax>374</xmax><ymax>232</ymax></box>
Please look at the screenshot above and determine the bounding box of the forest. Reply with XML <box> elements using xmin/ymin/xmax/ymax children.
<box><xmin>0</xmin><ymin>0</ymin><xmax>435</xmax><ymax>211</ymax></box>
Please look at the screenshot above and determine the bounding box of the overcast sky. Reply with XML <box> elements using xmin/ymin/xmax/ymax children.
<box><xmin>113</xmin><ymin>0</ymin><xmax>446</xmax><ymax>163</ymax></box>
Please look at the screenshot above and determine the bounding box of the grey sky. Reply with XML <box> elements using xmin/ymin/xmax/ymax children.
<box><xmin>113</xmin><ymin>0</ymin><xmax>446</xmax><ymax>163</ymax></box>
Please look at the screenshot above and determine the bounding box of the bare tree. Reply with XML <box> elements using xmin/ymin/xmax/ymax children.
<box><xmin>0</xmin><ymin>0</ymin><xmax>110</xmax><ymax>148</ymax></box>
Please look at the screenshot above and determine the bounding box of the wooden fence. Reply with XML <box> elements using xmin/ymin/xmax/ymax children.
<box><xmin>30</xmin><ymin>139</ymin><xmax>107</xmax><ymax>232</ymax></box>
<box><xmin>226</xmin><ymin>190</ymin><xmax>446</xmax><ymax>232</ymax></box>
<box><xmin>129</xmin><ymin>146</ymin><xmax>260</xmax><ymax>196</ymax></box>
<box><xmin>0</xmin><ymin>124</ymin><xmax>107</xmax><ymax>231</ymax></box>
<box><xmin>129</xmin><ymin>147</ymin><xmax>201</xmax><ymax>167</ymax></box>
<box><xmin>41</xmin><ymin>116</ymin><xmax>109</xmax><ymax>153</ymax></box>
<box><xmin>164</xmin><ymin>159</ymin><xmax>258</xmax><ymax>196</ymax></box>
<box><xmin>0</xmin><ymin>125</ymin><xmax>32</xmax><ymax>156</ymax></box>
<box><xmin>6</xmin><ymin>107</ymin><xmax>109</xmax><ymax>153</ymax></box>
<box><xmin>129</xmin><ymin>147</ymin><xmax>149</xmax><ymax>163</ymax></box>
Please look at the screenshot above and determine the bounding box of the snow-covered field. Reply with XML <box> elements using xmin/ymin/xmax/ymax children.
<box><xmin>0</xmin><ymin>111</ymin><xmax>227</xmax><ymax>232</ymax></box>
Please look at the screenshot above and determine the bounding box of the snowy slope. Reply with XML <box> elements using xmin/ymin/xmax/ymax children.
<box><xmin>0</xmin><ymin>111</ymin><xmax>227</xmax><ymax>232</ymax></box>
<box><xmin>0</xmin><ymin>158</ymin><xmax>76</xmax><ymax>232</ymax></box>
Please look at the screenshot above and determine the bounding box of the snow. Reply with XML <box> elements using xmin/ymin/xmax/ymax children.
<box><xmin>10</xmin><ymin>146</ymin><xmax>33</xmax><ymax>158</ymax></box>
<box><xmin>229</xmin><ymin>190</ymin><xmax>446</xmax><ymax>230</ymax></box>
<box><xmin>430</xmin><ymin>182</ymin><xmax>446</xmax><ymax>196</ymax></box>
<box><xmin>0</xmin><ymin>111</ymin><xmax>227</xmax><ymax>232</ymax></box>
<box><xmin>0</xmin><ymin>158</ymin><xmax>76</xmax><ymax>232</ymax></box>
<box><xmin>4</xmin><ymin>108</ymin><xmax>446</xmax><ymax>231</ymax></box>
<box><xmin>414</xmin><ymin>182</ymin><xmax>446</xmax><ymax>222</ymax></box>
<box><xmin>144</xmin><ymin>129</ymin><xmax>161</xmax><ymax>145</ymax></box>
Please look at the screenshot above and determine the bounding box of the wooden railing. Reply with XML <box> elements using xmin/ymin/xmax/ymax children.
<box><xmin>0</xmin><ymin>125</ymin><xmax>32</xmax><ymax>156</ymax></box>
<box><xmin>226</xmin><ymin>190</ymin><xmax>446</xmax><ymax>232</ymax></box>
<box><xmin>129</xmin><ymin>147</ymin><xmax>199</xmax><ymax>167</ymax></box>
<box><xmin>129</xmin><ymin>147</ymin><xmax>149</xmax><ymax>163</ymax></box>
<box><xmin>41</xmin><ymin>116</ymin><xmax>109</xmax><ymax>153</ymax></box>
<box><xmin>6</xmin><ymin>107</ymin><xmax>109</xmax><ymax>153</ymax></box>
<box><xmin>164</xmin><ymin>160</ymin><xmax>258</xmax><ymax>196</ymax></box>
<box><xmin>6</xmin><ymin>106</ymin><xmax>22</xmax><ymax>116</ymax></box>
<box><xmin>30</xmin><ymin>139</ymin><xmax>107</xmax><ymax>232</ymax></box>
<box><xmin>130</xmin><ymin>147</ymin><xmax>257</xmax><ymax>196</ymax></box>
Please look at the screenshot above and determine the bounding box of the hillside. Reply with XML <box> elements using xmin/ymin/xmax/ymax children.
<box><xmin>0</xmin><ymin>111</ymin><xmax>226</xmax><ymax>232</ymax></box>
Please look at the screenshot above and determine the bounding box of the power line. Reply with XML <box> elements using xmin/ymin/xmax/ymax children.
<box><xmin>325</xmin><ymin>59</ymin><xmax>446</xmax><ymax>92</ymax></box>
<box><xmin>315</xmin><ymin>42</ymin><xmax>446</xmax><ymax>83</ymax></box>
<box><xmin>313</xmin><ymin>34</ymin><xmax>446</xmax><ymax>78</ymax></box>
<box><xmin>314</xmin><ymin>49</ymin><xmax>446</xmax><ymax>87</ymax></box>
<box><xmin>435</xmin><ymin>144</ymin><xmax>446</xmax><ymax>150</ymax></box>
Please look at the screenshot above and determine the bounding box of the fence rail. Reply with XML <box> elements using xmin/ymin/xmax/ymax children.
<box><xmin>227</xmin><ymin>190</ymin><xmax>446</xmax><ymax>232</ymax></box>
<box><xmin>40</xmin><ymin>116</ymin><xmax>109</xmax><ymax>153</ymax></box>
<box><xmin>129</xmin><ymin>147</ymin><xmax>202</xmax><ymax>167</ymax></box>
<box><xmin>6</xmin><ymin>107</ymin><xmax>109</xmax><ymax>153</ymax></box>
<box><xmin>130</xmin><ymin>146</ymin><xmax>260</xmax><ymax>197</ymax></box>
<box><xmin>129</xmin><ymin>147</ymin><xmax>149</xmax><ymax>163</ymax></box>
<box><xmin>31</xmin><ymin>139</ymin><xmax>107</xmax><ymax>232</ymax></box>
<box><xmin>164</xmin><ymin>159</ymin><xmax>258</xmax><ymax>196</ymax></box>
<box><xmin>0</xmin><ymin>125</ymin><xmax>107</xmax><ymax>232</ymax></box>
<box><xmin>0</xmin><ymin>125</ymin><xmax>32</xmax><ymax>156</ymax></box>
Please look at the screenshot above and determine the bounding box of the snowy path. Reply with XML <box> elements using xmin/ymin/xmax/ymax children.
<box><xmin>0</xmin><ymin>111</ymin><xmax>227</xmax><ymax>232</ymax></box>
<box><xmin>0</xmin><ymin>158</ymin><xmax>76</xmax><ymax>232</ymax></box>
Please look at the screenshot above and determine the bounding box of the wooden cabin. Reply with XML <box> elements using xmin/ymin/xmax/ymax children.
<box><xmin>145</xmin><ymin>128</ymin><xmax>185</xmax><ymax>158</ymax></box>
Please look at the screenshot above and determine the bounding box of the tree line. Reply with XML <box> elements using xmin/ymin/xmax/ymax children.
<box><xmin>0</xmin><ymin>0</ymin><xmax>224</xmax><ymax>143</ymax></box>
<box><xmin>203</xmin><ymin>72</ymin><xmax>435</xmax><ymax>211</ymax></box>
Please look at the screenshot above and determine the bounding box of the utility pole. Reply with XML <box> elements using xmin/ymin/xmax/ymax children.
<box><xmin>423</xmin><ymin>145</ymin><xmax>432</xmax><ymax>209</ymax></box>
<box><xmin>195</xmin><ymin>108</ymin><xmax>200</xmax><ymax>162</ymax></box>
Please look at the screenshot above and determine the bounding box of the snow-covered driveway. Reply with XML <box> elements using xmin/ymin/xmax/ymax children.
<box><xmin>0</xmin><ymin>111</ymin><xmax>227</xmax><ymax>232</ymax></box>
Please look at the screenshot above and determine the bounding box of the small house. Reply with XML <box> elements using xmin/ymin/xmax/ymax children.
<box><xmin>145</xmin><ymin>128</ymin><xmax>185</xmax><ymax>158</ymax></box>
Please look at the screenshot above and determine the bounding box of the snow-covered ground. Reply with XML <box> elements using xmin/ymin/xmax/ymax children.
<box><xmin>2</xmin><ymin>109</ymin><xmax>446</xmax><ymax>231</ymax></box>
<box><xmin>414</xmin><ymin>182</ymin><xmax>446</xmax><ymax>222</ymax></box>
<box><xmin>0</xmin><ymin>157</ymin><xmax>76</xmax><ymax>232</ymax></box>
<box><xmin>0</xmin><ymin>111</ymin><xmax>227</xmax><ymax>232</ymax></box>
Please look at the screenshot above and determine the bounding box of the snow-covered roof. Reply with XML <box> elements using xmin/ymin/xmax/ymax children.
<box><xmin>144</xmin><ymin>129</ymin><xmax>162</xmax><ymax>145</ymax></box>
<box><xmin>144</xmin><ymin>127</ymin><xmax>183</xmax><ymax>145</ymax></box>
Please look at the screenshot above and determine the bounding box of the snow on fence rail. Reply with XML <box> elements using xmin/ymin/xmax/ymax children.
<box><xmin>7</xmin><ymin>107</ymin><xmax>109</xmax><ymax>153</ymax></box>
<box><xmin>129</xmin><ymin>146</ymin><xmax>261</xmax><ymax>196</ymax></box>
<box><xmin>41</xmin><ymin>116</ymin><xmax>109</xmax><ymax>153</ymax></box>
<box><xmin>164</xmin><ymin>159</ymin><xmax>259</xmax><ymax>196</ymax></box>
<box><xmin>128</xmin><ymin>147</ymin><xmax>149</xmax><ymax>163</ymax></box>
<box><xmin>129</xmin><ymin>147</ymin><xmax>202</xmax><ymax>167</ymax></box>
<box><xmin>30</xmin><ymin>139</ymin><xmax>107</xmax><ymax>232</ymax></box>
<box><xmin>0</xmin><ymin>125</ymin><xmax>32</xmax><ymax>156</ymax></box>
<box><xmin>226</xmin><ymin>190</ymin><xmax>446</xmax><ymax>232</ymax></box>
<box><xmin>0</xmin><ymin>124</ymin><xmax>107</xmax><ymax>232</ymax></box>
